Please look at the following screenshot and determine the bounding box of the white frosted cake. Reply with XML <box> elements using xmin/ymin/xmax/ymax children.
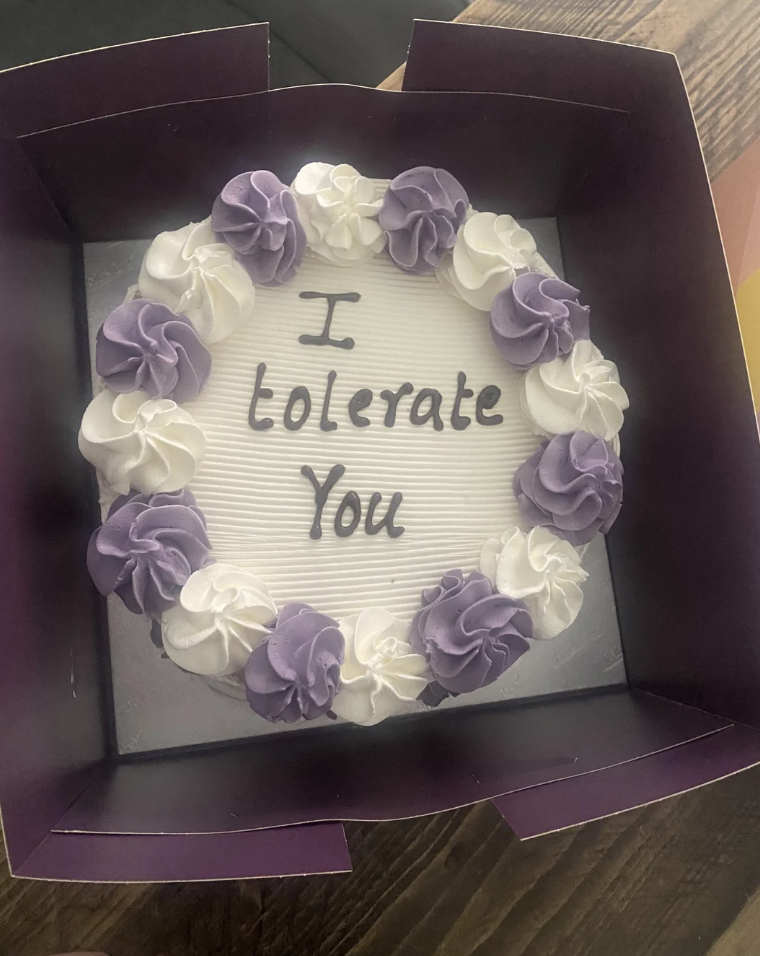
<box><xmin>79</xmin><ymin>164</ymin><xmax>628</xmax><ymax>731</ymax></box>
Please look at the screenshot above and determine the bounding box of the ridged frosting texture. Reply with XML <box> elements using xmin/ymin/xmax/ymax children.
<box><xmin>521</xmin><ymin>340</ymin><xmax>628</xmax><ymax>441</ymax></box>
<box><xmin>291</xmin><ymin>162</ymin><xmax>386</xmax><ymax>264</ymax></box>
<box><xmin>480</xmin><ymin>527</ymin><xmax>588</xmax><ymax>639</ymax></box>
<box><xmin>245</xmin><ymin>603</ymin><xmax>344</xmax><ymax>722</ymax></box>
<box><xmin>410</xmin><ymin>569</ymin><xmax>532</xmax><ymax>695</ymax></box>
<box><xmin>87</xmin><ymin>489</ymin><xmax>212</xmax><ymax>618</ymax></box>
<box><xmin>161</xmin><ymin>564</ymin><xmax>277</xmax><ymax>676</ymax></box>
<box><xmin>181</xmin><ymin>253</ymin><xmax>540</xmax><ymax>623</ymax></box>
<box><xmin>331</xmin><ymin>608</ymin><xmax>430</xmax><ymax>725</ymax></box>
<box><xmin>96</xmin><ymin>298</ymin><xmax>211</xmax><ymax>403</ymax></box>
<box><xmin>438</xmin><ymin>213</ymin><xmax>555</xmax><ymax>311</ymax></box>
<box><xmin>490</xmin><ymin>273</ymin><xmax>590</xmax><ymax>368</ymax></box>
<box><xmin>514</xmin><ymin>431</ymin><xmax>623</xmax><ymax>546</ymax></box>
<box><xmin>78</xmin><ymin>389</ymin><xmax>206</xmax><ymax>495</ymax></box>
<box><xmin>138</xmin><ymin>220</ymin><xmax>255</xmax><ymax>343</ymax></box>
<box><xmin>211</xmin><ymin>170</ymin><xmax>306</xmax><ymax>285</ymax></box>
<box><xmin>378</xmin><ymin>166</ymin><xmax>468</xmax><ymax>275</ymax></box>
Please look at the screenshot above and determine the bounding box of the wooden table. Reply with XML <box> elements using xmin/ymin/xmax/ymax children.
<box><xmin>4</xmin><ymin>2</ymin><xmax>760</xmax><ymax>953</ymax></box>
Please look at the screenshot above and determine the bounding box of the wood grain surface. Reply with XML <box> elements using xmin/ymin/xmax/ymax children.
<box><xmin>4</xmin><ymin>2</ymin><xmax>760</xmax><ymax>954</ymax></box>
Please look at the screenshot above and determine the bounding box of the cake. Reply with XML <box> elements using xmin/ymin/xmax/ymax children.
<box><xmin>78</xmin><ymin>163</ymin><xmax>628</xmax><ymax>727</ymax></box>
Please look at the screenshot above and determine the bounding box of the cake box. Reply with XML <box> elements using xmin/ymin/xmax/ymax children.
<box><xmin>1</xmin><ymin>19</ymin><xmax>760</xmax><ymax>882</ymax></box>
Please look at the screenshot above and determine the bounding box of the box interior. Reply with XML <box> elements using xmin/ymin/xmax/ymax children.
<box><xmin>2</xmin><ymin>58</ymin><xmax>759</xmax><ymax>862</ymax></box>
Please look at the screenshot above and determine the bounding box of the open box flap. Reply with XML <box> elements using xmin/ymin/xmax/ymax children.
<box><xmin>0</xmin><ymin>133</ymin><xmax>105</xmax><ymax>869</ymax></box>
<box><xmin>14</xmin><ymin>822</ymin><xmax>351</xmax><ymax>882</ymax></box>
<box><xmin>51</xmin><ymin>690</ymin><xmax>727</xmax><ymax>835</ymax></box>
<box><xmin>402</xmin><ymin>19</ymin><xmax>675</xmax><ymax>110</ymax></box>
<box><xmin>493</xmin><ymin>720</ymin><xmax>760</xmax><ymax>838</ymax></box>
<box><xmin>0</xmin><ymin>23</ymin><xmax>270</xmax><ymax>137</ymax></box>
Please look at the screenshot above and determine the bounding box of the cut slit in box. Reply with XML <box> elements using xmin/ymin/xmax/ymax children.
<box><xmin>1</xmin><ymin>19</ymin><xmax>759</xmax><ymax>882</ymax></box>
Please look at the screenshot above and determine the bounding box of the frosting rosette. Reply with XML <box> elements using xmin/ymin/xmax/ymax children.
<box><xmin>87</xmin><ymin>488</ymin><xmax>212</xmax><ymax>618</ymax></box>
<box><xmin>480</xmin><ymin>527</ymin><xmax>588</xmax><ymax>639</ymax></box>
<box><xmin>521</xmin><ymin>340</ymin><xmax>628</xmax><ymax>441</ymax></box>
<box><xmin>513</xmin><ymin>431</ymin><xmax>623</xmax><ymax>546</ymax></box>
<box><xmin>138</xmin><ymin>220</ymin><xmax>255</xmax><ymax>343</ymax></box>
<box><xmin>161</xmin><ymin>564</ymin><xmax>277</xmax><ymax>677</ymax></box>
<box><xmin>490</xmin><ymin>272</ymin><xmax>590</xmax><ymax>368</ymax></box>
<box><xmin>378</xmin><ymin>166</ymin><xmax>468</xmax><ymax>275</ymax></box>
<box><xmin>96</xmin><ymin>298</ymin><xmax>211</xmax><ymax>403</ymax></box>
<box><xmin>291</xmin><ymin>162</ymin><xmax>386</xmax><ymax>264</ymax></box>
<box><xmin>410</xmin><ymin>569</ymin><xmax>532</xmax><ymax>695</ymax></box>
<box><xmin>437</xmin><ymin>212</ymin><xmax>555</xmax><ymax>311</ymax></box>
<box><xmin>330</xmin><ymin>608</ymin><xmax>430</xmax><ymax>726</ymax></box>
<box><xmin>211</xmin><ymin>170</ymin><xmax>306</xmax><ymax>285</ymax></box>
<box><xmin>78</xmin><ymin>389</ymin><xmax>206</xmax><ymax>495</ymax></box>
<box><xmin>245</xmin><ymin>603</ymin><xmax>344</xmax><ymax>722</ymax></box>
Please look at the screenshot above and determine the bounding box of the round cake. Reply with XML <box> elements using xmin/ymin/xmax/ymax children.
<box><xmin>79</xmin><ymin>163</ymin><xmax>628</xmax><ymax>727</ymax></box>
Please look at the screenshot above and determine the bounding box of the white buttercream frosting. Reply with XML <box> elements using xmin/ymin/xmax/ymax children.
<box><xmin>78</xmin><ymin>388</ymin><xmax>206</xmax><ymax>495</ymax></box>
<box><xmin>437</xmin><ymin>212</ymin><xmax>555</xmax><ymax>311</ymax></box>
<box><xmin>138</xmin><ymin>219</ymin><xmax>255</xmax><ymax>343</ymax></box>
<box><xmin>521</xmin><ymin>340</ymin><xmax>629</xmax><ymax>442</ymax></box>
<box><xmin>480</xmin><ymin>527</ymin><xmax>588</xmax><ymax>639</ymax></box>
<box><xmin>162</xmin><ymin>563</ymin><xmax>277</xmax><ymax>676</ymax></box>
<box><xmin>291</xmin><ymin>162</ymin><xmax>386</xmax><ymax>265</ymax></box>
<box><xmin>331</xmin><ymin>607</ymin><xmax>430</xmax><ymax>725</ymax></box>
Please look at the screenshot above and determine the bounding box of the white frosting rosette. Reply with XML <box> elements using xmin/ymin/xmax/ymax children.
<box><xmin>480</xmin><ymin>527</ymin><xmax>588</xmax><ymax>639</ymax></box>
<box><xmin>78</xmin><ymin>388</ymin><xmax>206</xmax><ymax>495</ymax></box>
<box><xmin>521</xmin><ymin>340</ymin><xmax>629</xmax><ymax>444</ymax></box>
<box><xmin>162</xmin><ymin>564</ymin><xmax>277</xmax><ymax>676</ymax></box>
<box><xmin>331</xmin><ymin>607</ymin><xmax>430</xmax><ymax>726</ymax></box>
<box><xmin>437</xmin><ymin>212</ymin><xmax>555</xmax><ymax>311</ymax></box>
<box><xmin>291</xmin><ymin>162</ymin><xmax>386</xmax><ymax>265</ymax></box>
<box><xmin>138</xmin><ymin>220</ymin><xmax>255</xmax><ymax>343</ymax></box>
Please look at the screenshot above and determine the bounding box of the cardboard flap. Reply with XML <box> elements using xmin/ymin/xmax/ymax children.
<box><xmin>493</xmin><ymin>722</ymin><xmax>760</xmax><ymax>839</ymax></box>
<box><xmin>14</xmin><ymin>823</ymin><xmax>351</xmax><ymax>882</ymax></box>
<box><xmin>403</xmin><ymin>19</ymin><xmax>673</xmax><ymax>110</ymax></box>
<box><xmin>52</xmin><ymin>691</ymin><xmax>727</xmax><ymax>836</ymax></box>
<box><xmin>0</xmin><ymin>23</ymin><xmax>270</xmax><ymax>137</ymax></box>
<box><xmin>0</xmin><ymin>133</ymin><xmax>105</xmax><ymax>870</ymax></box>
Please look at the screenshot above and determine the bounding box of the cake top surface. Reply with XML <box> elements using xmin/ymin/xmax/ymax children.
<box><xmin>79</xmin><ymin>163</ymin><xmax>627</xmax><ymax>735</ymax></box>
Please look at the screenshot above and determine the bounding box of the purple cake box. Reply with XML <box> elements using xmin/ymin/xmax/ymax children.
<box><xmin>0</xmin><ymin>18</ymin><xmax>759</xmax><ymax>883</ymax></box>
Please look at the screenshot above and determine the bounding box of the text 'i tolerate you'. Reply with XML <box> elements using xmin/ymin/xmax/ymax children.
<box><xmin>247</xmin><ymin>292</ymin><xmax>505</xmax><ymax>540</ymax></box>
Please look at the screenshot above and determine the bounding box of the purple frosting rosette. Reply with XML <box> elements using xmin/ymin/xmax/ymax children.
<box><xmin>245</xmin><ymin>603</ymin><xmax>344</xmax><ymax>722</ymax></box>
<box><xmin>87</xmin><ymin>489</ymin><xmax>213</xmax><ymax>617</ymax></box>
<box><xmin>96</xmin><ymin>299</ymin><xmax>211</xmax><ymax>403</ymax></box>
<box><xmin>379</xmin><ymin>166</ymin><xmax>468</xmax><ymax>274</ymax></box>
<box><xmin>490</xmin><ymin>272</ymin><xmax>590</xmax><ymax>368</ymax></box>
<box><xmin>410</xmin><ymin>569</ymin><xmax>532</xmax><ymax>703</ymax></box>
<box><xmin>212</xmin><ymin>170</ymin><xmax>306</xmax><ymax>285</ymax></box>
<box><xmin>513</xmin><ymin>431</ymin><xmax>624</xmax><ymax>546</ymax></box>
